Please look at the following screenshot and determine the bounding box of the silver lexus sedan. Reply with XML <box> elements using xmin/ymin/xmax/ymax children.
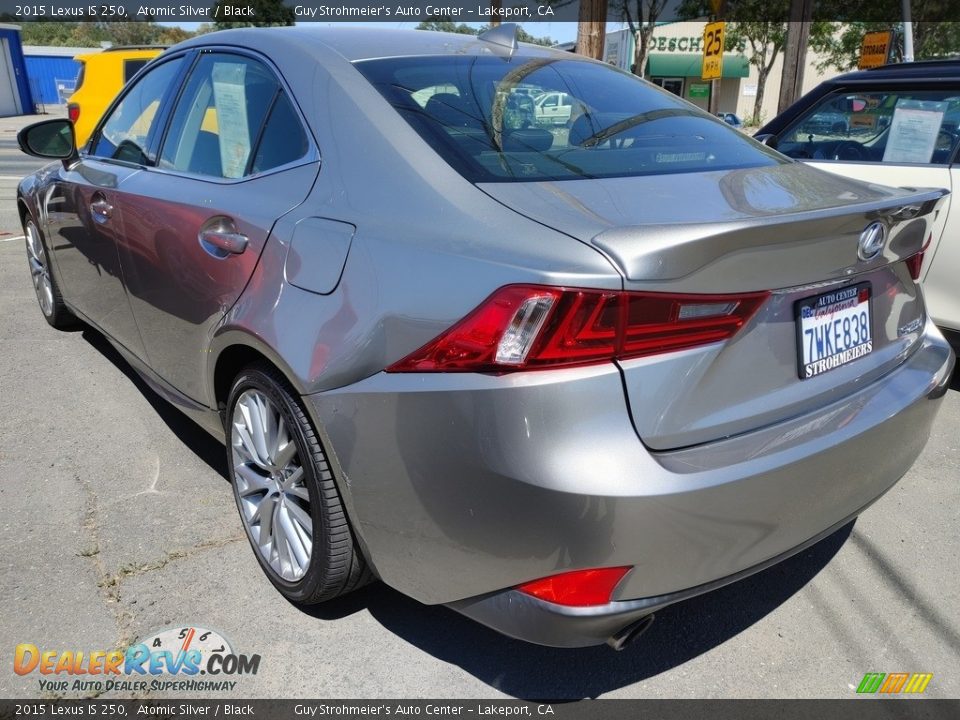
<box><xmin>16</xmin><ymin>26</ymin><xmax>955</xmax><ymax>649</ymax></box>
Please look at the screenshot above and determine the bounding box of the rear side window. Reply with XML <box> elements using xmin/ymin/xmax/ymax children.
<box><xmin>250</xmin><ymin>92</ymin><xmax>309</xmax><ymax>174</ymax></box>
<box><xmin>355</xmin><ymin>55</ymin><xmax>779</xmax><ymax>183</ymax></box>
<box><xmin>123</xmin><ymin>58</ymin><xmax>151</xmax><ymax>84</ymax></box>
<box><xmin>158</xmin><ymin>54</ymin><xmax>282</xmax><ymax>179</ymax></box>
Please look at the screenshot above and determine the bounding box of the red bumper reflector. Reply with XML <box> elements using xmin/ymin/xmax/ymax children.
<box><xmin>516</xmin><ymin>566</ymin><xmax>632</xmax><ymax>607</ymax></box>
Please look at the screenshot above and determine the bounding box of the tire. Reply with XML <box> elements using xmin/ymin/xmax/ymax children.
<box><xmin>23</xmin><ymin>215</ymin><xmax>77</xmax><ymax>329</ymax></box>
<box><xmin>226</xmin><ymin>364</ymin><xmax>370</xmax><ymax>604</ymax></box>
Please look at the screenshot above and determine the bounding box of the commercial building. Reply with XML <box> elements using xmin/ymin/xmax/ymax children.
<box><xmin>0</xmin><ymin>25</ymin><xmax>33</xmax><ymax>117</ymax></box>
<box><xmin>22</xmin><ymin>46</ymin><xmax>93</xmax><ymax>109</ymax></box>
<box><xmin>566</xmin><ymin>22</ymin><xmax>837</xmax><ymax>124</ymax></box>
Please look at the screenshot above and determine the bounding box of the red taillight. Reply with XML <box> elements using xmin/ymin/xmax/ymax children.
<box><xmin>906</xmin><ymin>233</ymin><xmax>933</xmax><ymax>281</ymax></box>
<box><xmin>387</xmin><ymin>285</ymin><xmax>768</xmax><ymax>373</ymax></box>
<box><xmin>67</xmin><ymin>103</ymin><xmax>80</xmax><ymax>124</ymax></box>
<box><xmin>516</xmin><ymin>566</ymin><xmax>632</xmax><ymax>607</ymax></box>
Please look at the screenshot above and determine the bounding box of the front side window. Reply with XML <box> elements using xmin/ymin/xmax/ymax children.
<box><xmin>355</xmin><ymin>55</ymin><xmax>778</xmax><ymax>183</ymax></box>
<box><xmin>90</xmin><ymin>57</ymin><xmax>183</xmax><ymax>164</ymax></box>
<box><xmin>158</xmin><ymin>54</ymin><xmax>288</xmax><ymax>179</ymax></box>
<box><xmin>777</xmin><ymin>88</ymin><xmax>960</xmax><ymax>165</ymax></box>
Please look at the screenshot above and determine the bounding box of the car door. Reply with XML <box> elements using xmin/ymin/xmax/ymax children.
<box><xmin>43</xmin><ymin>55</ymin><xmax>186</xmax><ymax>359</ymax></box>
<box><xmin>110</xmin><ymin>50</ymin><xmax>319</xmax><ymax>402</ymax></box>
<box><xmin>772</xmin><ymin>84</ymin><xmax>960</xmax><ymax>332</ymax></box>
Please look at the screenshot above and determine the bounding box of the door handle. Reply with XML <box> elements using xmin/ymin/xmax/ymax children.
<box><xmin>198</xmin><ymin>220</ymin><xmax>248</xmax><ymax>256</ymax></box>
<box><xmin>90</xmin><ymin>197</ymin><xmax>113</xmax><ymax>222</ymax></box>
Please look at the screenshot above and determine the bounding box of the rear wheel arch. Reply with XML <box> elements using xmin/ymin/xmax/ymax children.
<box><xmin>219</xmin><ymin>351</ymin><xmax>374</xmax><ymax>602</ymax></box>
<box><xmin>213</xmin><ymin>343</ymin><xmax>294</xmax><ymax>418</ymax></box>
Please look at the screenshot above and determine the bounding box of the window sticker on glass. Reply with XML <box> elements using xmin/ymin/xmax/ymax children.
<box><xmin>212</xmin><ymin>62</ymin><xmax>251</xmax><ymax>178</ymax></box>
<box><xmin>882</xmin><ymin>99</ymin><xmax>947</xmax><ymax>163</ymax></box>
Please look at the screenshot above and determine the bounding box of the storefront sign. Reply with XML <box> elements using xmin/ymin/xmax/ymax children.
<box><xmin>858</xmin><ymin>30</ymin><xmax>894</xmax><ymax>69</ymax></box>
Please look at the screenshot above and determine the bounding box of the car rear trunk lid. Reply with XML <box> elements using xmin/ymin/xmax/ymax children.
<box><xmin>479</xmin><ymin>162</ymin><xmax>948</xmax><ymax>449</ymax></box>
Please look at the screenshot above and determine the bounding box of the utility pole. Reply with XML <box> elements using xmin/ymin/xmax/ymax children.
<box><xmin>778</xmin><ymin>1</ymin><xmax>814</xmax><ymax>114</ymax></box>
<box><xmin>489</xmin><ymin>0</ymin><xmax>501</xmax><ymax>28</ymax></box>
<box><xmin>576</xmin><ymin>0</ymin><xmax>607</xmax><ymax>60</ymax></box>
<box><xmin>902</xmin><ymin>0</ymin><xmax>915</xmax><ymax>61</ymax></box>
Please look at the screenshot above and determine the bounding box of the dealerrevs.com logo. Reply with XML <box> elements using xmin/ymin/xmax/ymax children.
<box><xmin>856</xmin><ymin>672</ymin><xmax>933</xmax><ymax>695</ymax></box>
<box><xmin>14</xmin><ymin>625</ymin><xmax>260</xmax><ymax>694</ymax></box>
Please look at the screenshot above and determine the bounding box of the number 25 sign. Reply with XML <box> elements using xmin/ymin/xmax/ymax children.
<box><xmin>702</xmin><ymin>21</ymin><xmax>725</xmax><ymax>81</ymax></box>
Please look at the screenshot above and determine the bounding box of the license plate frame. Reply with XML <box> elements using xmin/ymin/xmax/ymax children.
<box><xmin>795</xmin><ymin>282</ymin><xmax>873</xmax><ymax>380</ymax></box>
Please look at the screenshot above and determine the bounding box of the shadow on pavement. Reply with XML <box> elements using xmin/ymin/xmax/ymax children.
<box><xmin>81</xmin><ymin>328</ymin><xmax>229</xmax><ymax>481</ymax></box>
<box><xmin>303</xmin><ymin>522</ymin><xmax>854</xmax><ymax>700</ymax></box>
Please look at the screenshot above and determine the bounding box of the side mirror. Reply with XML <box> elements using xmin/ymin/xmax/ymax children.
<box><xmin>753</xmin><ymin>133</ymin><xmax>779</xmax><ymax>149</ymax></box>
<box><xmin>17</xmin><ymin>119</ymin><xmax>79</xmax><ymax>165</ymax></box>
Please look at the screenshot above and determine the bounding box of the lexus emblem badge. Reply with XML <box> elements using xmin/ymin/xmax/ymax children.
<box><xmin>858</xmin><ymin>222</ymin><xmax>886</xmax><ymax>261</ymax></box>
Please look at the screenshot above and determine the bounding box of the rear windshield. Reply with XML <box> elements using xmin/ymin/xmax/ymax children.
<box><xmin>355</xmin><ymin>55</ymin><xmax>780</xmax><ymax>183</ymax></box>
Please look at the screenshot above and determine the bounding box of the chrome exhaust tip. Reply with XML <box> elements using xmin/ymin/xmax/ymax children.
<box><xmin>607</xmin><ymin>614</ymin><xmax>655</xmax><ymax>651</ymax></box>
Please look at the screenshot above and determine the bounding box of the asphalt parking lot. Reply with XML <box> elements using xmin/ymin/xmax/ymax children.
<box><xmin>1</xmin><ymin>112</ymin><xmax>958</xmax><ymax>700</ymax></box>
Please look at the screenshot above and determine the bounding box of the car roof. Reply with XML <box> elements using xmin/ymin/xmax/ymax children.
<box><xmin>170</xmin><ymin>25</ymin><xmax>564</xmax><ymax>64</ymax></box>
<box><xmin>828</xmin><ymin>58</ymin><xmax>960</xmax><ymax>84</ymax></box>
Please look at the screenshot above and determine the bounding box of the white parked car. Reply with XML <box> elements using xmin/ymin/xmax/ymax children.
<box><xmin>758</xmin><ymin>60</ymin><xmax>960</xmax><ymax>349</ymax></box>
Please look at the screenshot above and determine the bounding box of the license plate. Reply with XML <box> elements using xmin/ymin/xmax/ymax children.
<box><xmin>796</xmin><ymin>283</ymin><xmax>872</xmax><ymax>379</ymax></box>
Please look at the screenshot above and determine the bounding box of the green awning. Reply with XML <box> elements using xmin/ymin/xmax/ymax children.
<box><xmin>646</xmin><ymin>53</ymin><xmax>750</xmax><ymax>79</ymax></box>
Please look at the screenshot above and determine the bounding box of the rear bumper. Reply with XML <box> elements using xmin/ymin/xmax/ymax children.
<box><xmin>307</xmin><ymin>321</ymin><xmax>954</xmax><ymax>646</ymax></box>
<box><xmin>449</xmin><ymin>496</ymin><xmax>870</xmax><ymax>648</ymax></box>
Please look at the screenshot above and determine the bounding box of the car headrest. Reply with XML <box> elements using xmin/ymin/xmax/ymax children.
<box><xmin>568</xmin><ymin>113</ymin><xmax>600</xmax><ymax>146</ymax></box>
<box><xmin>424</xmin><ymin>93</ymin><xmax>483</xmax><ymax>130</ymax></box>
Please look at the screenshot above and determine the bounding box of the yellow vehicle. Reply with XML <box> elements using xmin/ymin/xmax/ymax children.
<box><xmin>67</xmin><ymin>46</ymin><xmax>166</xmax><ymax>147</ymax></box>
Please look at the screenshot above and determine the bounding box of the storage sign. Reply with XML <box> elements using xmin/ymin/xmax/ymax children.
<box><xmin>858</xmin><ymin>30</ymin><xmax>893</xmax><ymax>69</ymax></box>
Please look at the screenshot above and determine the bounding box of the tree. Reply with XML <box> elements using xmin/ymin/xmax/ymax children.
<box><xmin>18</xmin><ymin>20</ymin><xmax>185</xmax><ymax>47</ymax></box>
<box><xmin>94</xmin><ymin>20</ymin><xmax>166</xmax><ymax>46</ymax></box>
<box><xmin>213</xmin><ymin>0</ymin><xmax>295</xmax><ymax>29</ymax></box>
<box><xmin>156</xmin><ymin>26</ymin><xmax>193</xmax><ymax>45</ymax></box>
<box><xmin>416</xmin><ymin>20</ymin><xmax>479</xmax><ymax>35</ymax></box>
<box><xmin>514</xmin><ymin>26</ymin><xmax>556</xmax><ymax>46</ymax></box>
<box><xmin>812</xmin><ymin>21</ymin><xmax>960</xmax><ymax>71</ymax></box>
<box><xmin>415</xmin><ymin>20</ymin><xmax>554</xmax><ymax>46</ymax></box>
<box><xmin>725</xmin><ymin>22</ymin><xmax>786</xmax><ymax>124</ymax></box>
<box><xmin>619</xmin><ymin>0</ymin><xmax>670</xmax><ymax>77</ymax></box>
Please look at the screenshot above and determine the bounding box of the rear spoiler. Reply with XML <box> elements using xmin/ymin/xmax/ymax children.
<box><xmin>592</xmin><ymin>187</ymin><xmax>948</xmax><ymax>293</ymax></box>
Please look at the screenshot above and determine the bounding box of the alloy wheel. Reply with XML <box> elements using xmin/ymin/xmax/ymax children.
<box><xmin>25</xmin><ymin>221</ymin><xmax>54</xmax><ymax>318</ymax></box>
<box><xmin>231</xmin><ymin>389</ymin><xmax>313</xmax><ymax>582</ymax></box>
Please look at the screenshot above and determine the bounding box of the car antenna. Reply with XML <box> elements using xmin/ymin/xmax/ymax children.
<box><xmin>478</xmin><ymin>23</ymin><xmax>519</xmax><ymax>57</ymax></box>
